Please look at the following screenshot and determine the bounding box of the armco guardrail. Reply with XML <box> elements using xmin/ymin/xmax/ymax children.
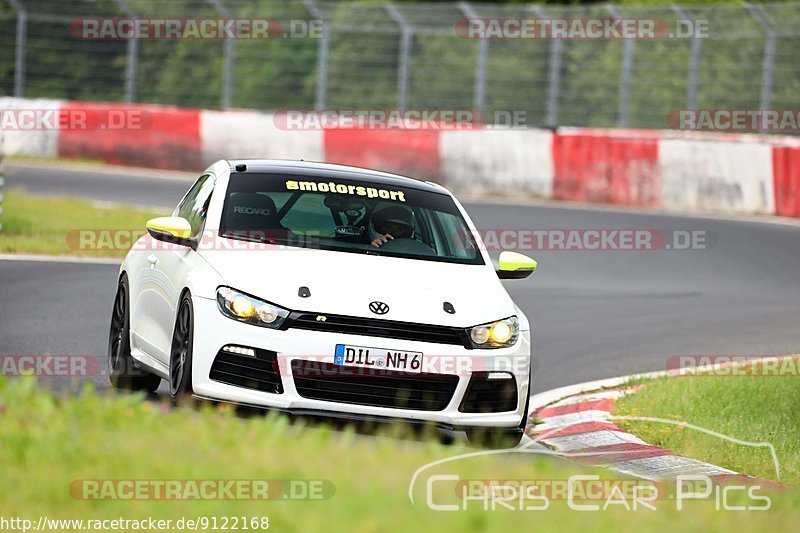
<box><xmin>2</xmin><ymin>97</ymin><xmax>800</xmax><ymax>219</ymax></box>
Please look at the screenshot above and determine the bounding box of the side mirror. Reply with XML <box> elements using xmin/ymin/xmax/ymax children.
<box><xmin>145</xmin><ymin>217</ymin><xmax>196</xmax><ymax>250</ymax></box>
<box><xmin>496</xmin><ymin>251</ymin><xmax>537</xmax><ymax>280</ymax></box>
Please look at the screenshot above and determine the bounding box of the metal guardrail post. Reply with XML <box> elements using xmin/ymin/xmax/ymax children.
<box><xmin>7</xmin><ymin>0</ymin><xmax>27</xmax><ymax>98</ymax></box>
<box><xmin>747</xmin><ymin>3</ymin><xmax>777</xmax><ymax>128</ymax></box>
<box><xmin>385</xmin><ymin>3</ymin><xmax>413</xmax><ymax>111</ymax></box>
<box><xmin>530</xmin><ymin>6</ymin><xmax>561</xmax><ymax>127</ymax></box>
<box><xmin>672</xmin><ymin>5</ymin><xmax>702</xmax><ymax>112</ymax></box>
<box><xmin>457</xmin><ymin>2</ymin><xmax>487</xmax><ymax>117</ymax></box>
<box><xmin>304</xmin><ymin>0</ymin><xmax>330</xmax><ymax>110</ymax></box>
<box><xmin>208</xmin><ymin>0</ymin><xmax>235</xmax><ymax>109</ymax></box>
<box><xmin>0</xmin><ymin>130</ymin><xmax>4</xmax><ymax>233</ymax></box>
<box><xmin>112</xmin><ymin>0</ymin><xmax>139</xmax><ymax>103</ymax></box>
<box><xmin>606</xmin><ymin>5</ymin><xmax>634</xmax><ymax>128</ymax></box>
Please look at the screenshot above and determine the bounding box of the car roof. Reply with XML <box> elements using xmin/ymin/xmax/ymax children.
<box><xmin>223</xmin><ymin>159</ymin><xmax>448</xmax><ymax>195</ymax></box>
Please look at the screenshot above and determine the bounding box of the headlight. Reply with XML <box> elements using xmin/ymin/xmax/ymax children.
<box><xmin>216</xmin><ymin>287</ymin><xmax>290</xmax><ymax>329</ymax></box>
<box><xmin>466</xmin><ymin>316</ymin><xmax>519</xmax><ymax>349</ymax></box>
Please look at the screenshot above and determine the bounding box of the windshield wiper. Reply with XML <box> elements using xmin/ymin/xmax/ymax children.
<box><xmin>220</xmin><ymin>231</ymin><xmax>282</xmax><ymax>245</ymax></box>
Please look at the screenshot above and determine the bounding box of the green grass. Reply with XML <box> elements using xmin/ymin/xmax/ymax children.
<box><xmin>0</xmin><ymin>378</ymin><xmax>797</xmax><ymax>531</ymax></box>
<box><xmin>6</xmin><ymin>155</ymin><xmax>107</xmax><ymax>166</ymax></box>
<box><xmin>614</xmin><ymin>361</ymin><xmax>800</xmax><ymax>486</ymax></box>
<box><xmin>0</xmin><ymin>189</ymin><xmax>161</xmax><ymax>257</ymax></box>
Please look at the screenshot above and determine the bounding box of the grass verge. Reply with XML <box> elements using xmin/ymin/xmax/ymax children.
<box><xmin>0</xmin><ymin>189</ymin><xmax>159</xmax><ymax>258</ymax></box>
<box><xmin>6</xmin><ymin>155</ymin><xmax>107</xmax><ymax>166</ymax></box>
<box><xmin>615</xmin><ymin>359</ymin><xmax>800</xmax><ymax>486</ymax></box>
<box><xmin>0</xmin><ymin>378</ymin><xmax>797</xmax><ymax>531</ymax></box>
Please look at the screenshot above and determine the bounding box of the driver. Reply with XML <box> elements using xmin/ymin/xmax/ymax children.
<box><xmin>369</xmin><ymin>204</ymin><xmax>416</xmax><ymax>248</ymax></box>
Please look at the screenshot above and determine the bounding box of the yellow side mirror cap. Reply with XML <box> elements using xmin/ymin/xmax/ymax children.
<box><xmin>497</xmin><ymin>251</ymin><xmax>537</xmax><ymax>280</ymax></box>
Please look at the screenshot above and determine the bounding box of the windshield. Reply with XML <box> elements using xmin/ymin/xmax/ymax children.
<box><xmin>220</xmin><ymin>173</ymin><xmax>484</xmax><ymax>265</ymax></box>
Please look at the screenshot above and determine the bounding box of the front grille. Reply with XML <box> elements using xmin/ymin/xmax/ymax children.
<box><xmin>459</xmin><ymin>372</ymin><xmax>518</xmax><ymax>413</ymax></box>
<box><xmin>291</xmin><ymin>360</ymin><xmax>459</xmax><ymax>411</ymax></box>
<box><xmin>286</xmin><ymin>312</ymin><xmax>469</xmax><ymax>348</ymax></box>
<box><xmin>209</xmin><ymin>347</ymin><xmax>283</xmax><ymax>394</ymax></box>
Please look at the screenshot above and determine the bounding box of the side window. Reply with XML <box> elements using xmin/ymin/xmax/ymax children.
<box><xmin>175</xmin><ymin>174</ymin><xmax>214</xmax><ymax>240</ymax></box>
<box><xmin>435</xmin><ymin>211</ymin><xmax>477</xmax><ymax>259</ymax></box>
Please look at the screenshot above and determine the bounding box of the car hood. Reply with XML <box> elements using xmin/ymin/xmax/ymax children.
<box><xmin>200</xmin><ymin>246</ymin><xmax>516</xmax><ymax>327</ymax></box>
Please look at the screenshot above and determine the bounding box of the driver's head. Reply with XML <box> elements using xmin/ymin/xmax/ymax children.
<box><xmin>371</xmin><ymin>204</ymin><xmax>415</xmax><ymax>239</ymax></box>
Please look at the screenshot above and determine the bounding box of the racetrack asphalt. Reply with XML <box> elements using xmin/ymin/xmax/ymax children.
<box><xmin>3</xmin><ymin>162</ymin><xmax>800</xmax><ymax>395</ymax></box>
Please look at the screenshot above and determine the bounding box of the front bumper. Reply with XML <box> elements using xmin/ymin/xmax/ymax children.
<box><xmin>191</xmin><ymin>296</ymin><xmax>531</xmax><ymax>429</ymax></box>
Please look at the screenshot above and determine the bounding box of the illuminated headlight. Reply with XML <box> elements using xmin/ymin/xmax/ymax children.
<box><xmin>467</xmin><ymin>316</ymin><xmax>519</xmax><ymax>349</ymax></box>
<box><xmin>216</xmin><ymin>287</ymin><xmax>290</xmax><ymax>329</ymax></box>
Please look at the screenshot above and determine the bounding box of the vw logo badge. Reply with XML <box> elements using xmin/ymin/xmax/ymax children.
<box><xmin>369</xmin><ymin>301</ymin><xmax>389</xmax><ymax>315</ymax></box>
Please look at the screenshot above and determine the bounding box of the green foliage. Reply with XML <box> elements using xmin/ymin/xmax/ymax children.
<box><xmin>0</xmin><ymin>1</ymin><xmax>798</xmax><ymax>132</ymax></box>
<box><xmin>1</xmin><ymin>376</ymin><xmax>799</xmax><ymax>530</ymax></box>
<box><xmin>0</xmin><ymin>188</ymin><xmax>161</xmax><ymax>257</ymax></box>
<box><xmin>615</xmin><ymin>361</ymin><xmax>800</xmax><ymax>486</ymax></box>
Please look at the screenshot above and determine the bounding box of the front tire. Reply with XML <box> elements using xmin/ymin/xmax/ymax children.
<box><xmin>108</xmin><ymin>274</ymin><xmax>162</xmax><ymax>392</ymax></box>
<box><xmin>169</xmin><ymin>292</ymin><xmax>195</xmax><ymax>402</ymax></box>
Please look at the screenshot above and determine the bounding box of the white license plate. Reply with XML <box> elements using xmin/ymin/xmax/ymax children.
<box><xmin>334</xmin><ymin>344</ymin><xmax>423</xmax><ymax>373</ymax></box>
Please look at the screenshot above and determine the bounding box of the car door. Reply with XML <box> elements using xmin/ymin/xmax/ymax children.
<box><xmin>133</xmin><ymin>174</ymin><xmax>215</xmax><ymax>365</ymax></box>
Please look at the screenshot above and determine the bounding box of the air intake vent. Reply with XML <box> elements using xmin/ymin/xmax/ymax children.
<box><xmin>209</xmin><ymin>347</ymin><xmax>283</xmax><ymax>394</ymax></box>
<box><xmin>459</xmin><ymin>372</ymin><xmax>518</xmax><ymax>413</ymax></box>
<box><xmin>291</xmin><ymin>360</ymin><xmax>458</xmax><ymax>411</ymax></box>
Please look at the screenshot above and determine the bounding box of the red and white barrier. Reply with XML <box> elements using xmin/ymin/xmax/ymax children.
<box><xmin>551</xmin><ymin>128</ymin><xmax>660</xmax><ymax>207</ymax></box>
<box><xmin>772</xmin><ymin>142</ymin><xmax>800</xmax><ymax>218</ymax></box>
<box><xmin>3</xmin><ymin>97</ymin><xmax>800</xmax><ymax>219</ymax></box>
<box><xmin>440</xmin><ymin>128</ymin><xmax>554</xmax><ymax>196</ymax></box>
<box><xmin>0</xmin><ymin>98</ymin><xmax>202</xmax><ymax>170</ymax></box>
<box><xmin>0</xmin><ymin>97</ymin><xmax>62</xmax><ymax>158</ymax></box>
<box><xmin>58</xmin><ymin>101</ymin><xmax>203</xmax><ymax>170</ymax></box>
<box><xmin>201</xmin><ymin>110</ymin><xmax>323</xmax><ymax>163</ymax></box>
<box><xmin>659</xmin><ymin>137</ymin><xmax>775</xmax><ymax>214</ymax></box>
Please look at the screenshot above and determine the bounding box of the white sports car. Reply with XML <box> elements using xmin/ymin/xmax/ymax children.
<box><xmin>110</xmin><ymin>159</ymin><xmax>537</xmax><ymax>445</ymax></box>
